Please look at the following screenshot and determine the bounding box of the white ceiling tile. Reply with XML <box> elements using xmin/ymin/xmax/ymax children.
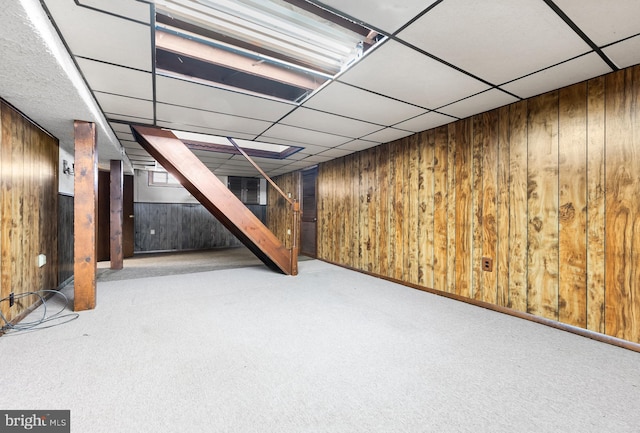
<box><xmin>260</xmin><ymin>124</ymin><xmax>351</xmax><ymax>148</ymax></box>
<box><xmin>110</xmin><ymin>122</ymin><xmax>132</xmax><ymax>134</ymax></box>
<box><xmin>115</xmin><ymin>131</ymin><xmax>135</xmax><ymax>142</ymax></box>
<box><xmin>393</xmin><ymin>111</ymin><xmax>456</xmax><ymax>132</ymax></box>
<box><xmin>156</xmin><ymin>75</ymin><xmax>295</xmax><ymax>122</ymax></box>
<box><xmin>337</xmin><ymin>139</ymin><xmax>380</xmax><ymax>152</ymax></box>
<box><xmin>603</xmin><ymin>35</ymin><xmax>640</xmax><ymax>69</ymax></box>
<box><xmin>95</xmin><ymin>92</ymin><xmax>153</xmax><ymax>119</ymax></box>
<box><xmin>553</xmin><ymin>0</ymin><xmax>640</xmax><ymax>46</ymax></box>
<box><xmin>79</xmin><ymin>0</ymin><xmax>151</xmax><ymax>24</ymax></box>
<box><xmin>301</xmin><ymin>154</ymin><xmax>336</xmax><ymax>163</ymax></box>
<box><xmin>501</xmin><ymin>53</ymin><xmax>612</xmax><ymax>99</ymax></box>
<box><xmin>361</xmin><ymin>128</ymin><xmax>413</xmax><ymax>144</ymax></box>
<box><xmin>317</xmin><ymin>148</ymin><xmax>355</xmax><ymax>158</ymax></box>
<box><xmin>439</xmin><ymin>89</ymin><xmax>519</xmax><ymax>119</ymax></box>
<box><xmin>76</xmin><ymin>58</ymin><xmax>152</xmax><ymax>100</ymax></box>
<box><xmin>315</xmin><ymin>0</ymin><xmax>440</xmax><ymax>34</ymax></box>
<box><xmin>43</xmin><ymin>0</ymin><xmax>151</xmax><ymax>71</ymax></box>
<box><xmin>155</xmin><ymin>121</ymin><xmax>257</xmax><ymax>140</ymax></box>
<box><xmin>106</xmin><ymin>113</ymin><xmax>153</xmax><ymax>123</ymax></box>
<box><xmin>156</xmin><ymin>103</ymin><xmax>272</xmax><ymax>135</ymax></box>
<box><xmin>398</xmin><ymin>0</ymin><xmax>591</xmax><ymax>85</ymax></box>
<box><xmin>304</xmin><ymin>81</ymin><xmax>425</xmax><ymax>126</ymax></box>
<box><xmin>339</xmin><ymin>40</ymin><xmax>489</xmax><ymax>109</ymax></box>
<box><xmin>280</xmin><ymin>107</ymin><xmax>381</xmax><ymax>138</ymax></box>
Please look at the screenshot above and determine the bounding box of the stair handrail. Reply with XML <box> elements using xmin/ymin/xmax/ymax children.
<box><xmin>227</xmin><ymin>137</ymin><xmax>299</xmax><ymax>274</ymax></box>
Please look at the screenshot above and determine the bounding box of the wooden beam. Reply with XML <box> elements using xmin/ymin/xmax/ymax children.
<box><xmin>73</xmin><ymin>121</ymin><xmax>98</xmax><ymax>311</ymax></box>
<box><xmin>110</xmin><ymin>160</ymin><xmax>123</xmax><ymax>270</ymax></box>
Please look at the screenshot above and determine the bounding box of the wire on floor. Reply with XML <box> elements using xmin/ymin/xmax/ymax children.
<box><xmin>0</xmin><ymin>290</ymin><xmax>79</xmax><ymax>334</ymax></box>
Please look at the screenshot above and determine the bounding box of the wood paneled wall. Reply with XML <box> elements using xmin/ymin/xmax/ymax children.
<box><xmin>266</xmin><ymin>171</ymin><xmax>300</xmax><ymax>250</ymax></box>
<box><xmin>134</xmin><ymin>202</ymin><xmax>266</xmax><ymax>252</ymax></box>
<box><xmin>0</xmin><ymin>100</ymin><xmax>59</xmax><ymax>324</ymax></box>
<box><xmin>311</xmin><ymin>65</ymin><xmax>640</xmax><ymax>344</ymax></box>
<box><xmin>58</xmin><ymin>194</ymin><xmax>74</xmax><ymax>284</ymax></box>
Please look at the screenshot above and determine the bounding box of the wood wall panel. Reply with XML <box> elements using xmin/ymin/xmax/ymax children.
<box><xmin>496</xmin><ymin>106</ymin><xmax>510</xmax><ymax>307</ymax></box>
<box><xmin>586</xmin><ymin>76</ymin><xmax>606</xmax><ymax>333</ymax></box>
<box><xmin>454</xmin><ymin>119</ymin><xmax>472</xmax><ymax>298</ymax></box>
<box><xmin>58</xmin><ymin>194</ymin><xmax>74</xmax><ymax>284</ymax></box>
<box><xmin>432</xmin><ymin>126</ymin><xmax>448</xmax><ymax>292</ymax></box>
<box><xmin>376</xmin><ymin>145</ymin><xmax>389</xmax><ymax>277</ymax></box>
<box><xmin>134</xmin><ymin>202</ymin><xmax>265</xmax><ymax>252</ymax></box>
<box><xmin>558</xmin><ymin>83</ymin><xmax>588</xmax><ymax>327</ymax></box>
<box><xmin>1</xmin><ymin>100</ymin><xmax>58</xmax><ymax>324</ymax></box>
<box><xmin>418</xmin><ymin>131</ymin><xmax>434</xmax><ymax>288</ymax></box>
<box><xmin>605</xmin><ymin>67</ymin><xmax>640</xmax><ymax>342</ymax></box>
<box><xmin>527</xmin><ymin>92</ymin><xmax>559</xmax><ymax>320</ymax></box>
<box><xmin>508</xmin><ymin>101</ymin><xmax>529</xmax><ymax>312</ymax></box>
<box><xmin>407</xmin><ymin>136</ymin><xmax>419</xmax><ymax>284</ymax></box>
<box><xmin>308</xmin><ymin>64</ymin><xmax>640</xmax><ymax>344</ymax></box>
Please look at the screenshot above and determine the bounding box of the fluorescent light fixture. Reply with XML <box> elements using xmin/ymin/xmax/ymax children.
<box><xmin>153</xmin><ymin>0</ymin><xmax>384</xmax><ymax>102</ymax></box>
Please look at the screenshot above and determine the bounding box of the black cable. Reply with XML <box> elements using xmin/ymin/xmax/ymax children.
<box><xmin>0</xmin><ymin>290</ymin><xmax>79</xmax><ymax>334</ymax></box>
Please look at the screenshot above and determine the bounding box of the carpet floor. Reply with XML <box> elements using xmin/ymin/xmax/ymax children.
<box><xmin>1</xmin><ymin>259</ymin><xmax>639</xmax><ymax>432</ymax></box>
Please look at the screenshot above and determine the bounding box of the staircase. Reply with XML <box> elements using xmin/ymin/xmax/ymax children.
<box><xmin>132</xmin><ymin>126</ymin><xmax>298</xmax><ymax>275</ymax></box>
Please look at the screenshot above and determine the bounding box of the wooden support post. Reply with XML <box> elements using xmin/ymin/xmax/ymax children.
<box><xmin>110</xmin><ymin>159</ymin><xmax>123</xmax><ymax>270</ymax></box>
<box><xmin>73</xmin><ymin>121</ymin><xmax>98</xmax><ymax>311</ymax></box>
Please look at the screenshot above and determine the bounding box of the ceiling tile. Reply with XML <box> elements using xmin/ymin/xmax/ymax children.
<box><xmin>393</xmin><ymin>111</ymin><xmax>456</xmax><ymax>132</ymax></box>
<box><xmin>155</xmin><ymin>121</ymin><xmax>257</xmax><ymax>140</ymax></box>
<box><xmin>336</xmin><ymin>139</ymin><xmax>380</xmax><ymax>152</ymax></box>
<box><xmin>303</xmin><ymin>81</ymin><xmax>425</xmax><ymax>126</ymax></box>
<box><xmin>115</xmin><ymin>131</ymin><xmax>135</xmax><ymax>142</ymax></box>
<box><xmin>602</xmin><ymin>35</ymin><xmax>640</xmax><ymax>69</ymax></box>
<box><xmin>260</xmin><ymin>124</ymin><xmax>351</xmax><ymax>148</ymax></box>
<box><xmin>553</xmin><ymin>0</ymin><xmax>640</xmax><ymax>46</ymax></box>
<box><xmin>300</xmin><ymin>154</ymin><xmax>336</xmax><ymax>163</ymax></box>
<box><xmin>280</xmin><ymin>107</ymin><xmax>381</xmax><ymax>138</ymax></box>
<box><xmin>361</xmin><ymin>127</ymin><xmax>413</xmax><ymax>143</ymax></box>
<box><xmin>78</xmin><ymin>0</ymin><xmax>151</xmax><ymax>24</ymax></box>
<box><xmin>43</xmin><ymin>0</ymin><xmax>151</xmax><ymax>71</ymax></box>
<box><xmin>76</xmin><ymin>58</ymin><xmax>152</xmax><ymax>100</ymax></box>
<box><xmin>339</xmin><ymin>40</ymin><xmax>489</xmax><ymax>109</ymax></box>
<box><xmin>95</xmin><ymin>92</ymin><xmax>153</xmax><ymax>119</ymax></box>
<box><xmin>314</xmin><ymin>0</ymin><xmax>440</xmax><ymax>34</ymax></box>
<box><xmin>156</xmin><ymin>75</ymin><xmax>296</xmax><ymax>122</ymax></box>
<box><xmin>317</xmin><ymin>148</ymin><xmax>355</xmax><ymax>158</ymax></box>
<box><xmin>109</xmin><ymin>122</ymin><xmax>132</xmax><ymax>134</ymax></box>
<box><xmin>501</xmin><ymin>53</ymin><xmax>612</xmax><ymax>99</ymax></box>
<box><xmin>156</xmin><ymin>103</ymin><xmax>272</xmax><ymax>136</ymax></box>
<box><xmin>397</xmin><ymin>0</ymin><xmax>591</xmax><ymax>85</ymax></box>
<box><xmin>439</xmin><ymin>89</ymin><xmax>519</xmax><ymax>119</ymax></box>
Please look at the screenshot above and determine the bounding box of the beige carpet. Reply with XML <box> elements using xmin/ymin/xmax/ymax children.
<box><xmin>1</xmin><ymin>259</ymin><xmax>639</xmax><ymax>432</ymax></box>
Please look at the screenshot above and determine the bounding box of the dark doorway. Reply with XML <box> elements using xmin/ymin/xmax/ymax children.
<box><xmin>123</xmin><ymin>175</ymin><xmax>134</xmax><ymax>258</ymax></box>
<box><xmin>300</xmin><ymin>166</ymin><xmax>318</xmax><ymax>257</ymax></box>
<box><xmin>98</xmin><ymin>170</ymin><xmax>135</xmax><ymax>261</ymax></box>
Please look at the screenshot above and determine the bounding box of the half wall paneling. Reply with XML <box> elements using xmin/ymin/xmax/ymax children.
<box><xmin>0</xmin><ymin>100</ymin><xmax>59</xmax><ymax>325</ymax></box>
<box><xmin>314</xmin><ymin>65</ymin><xmax>640</xmax><ymax>345</ymax></box>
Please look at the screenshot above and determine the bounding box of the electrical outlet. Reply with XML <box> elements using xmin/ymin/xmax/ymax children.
<box><xmin>9</xmin><ymin>292</ymin><xmax>14</xmax><ymax>307</ymax></box>
<box><xmin>482</xmin><ymin>257</ymin><xmax>493</xmax><ymax>272</ymax></box>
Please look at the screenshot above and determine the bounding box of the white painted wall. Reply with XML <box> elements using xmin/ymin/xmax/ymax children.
<box><xmin>58</xmin><ymin>146</ymin><xmax>74</xmax><ymax>195</ymax></box>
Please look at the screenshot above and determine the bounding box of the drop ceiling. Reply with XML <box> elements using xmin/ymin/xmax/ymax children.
<box><xmin>7</xmin><ymin>0</ymin><xmax>640</xmax><ymax>178</ymax></box>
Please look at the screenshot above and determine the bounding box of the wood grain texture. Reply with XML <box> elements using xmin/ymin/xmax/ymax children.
<box><xmin>446</xmin><ymin>123</ymin><xmax>457</xmax><ymax>294</ymax></box>
<box><xmin>359</xmin><ymin>149</ymin><xmax>372</xmax><ymax>272</ymax></box>
<box><xmin>508</xmin><ymin>101</ymin><xmax>528</xmax><ymax>312</ymax></box>
<box><xmin>391</xmin><ymin>140</ymin><xmax>404</xmax><ymax>280</ymax></box>
<box><xmin>558</xmin><ymin>83</ymin><xmax>587</xmax><ymax>327</ymax></box>
<box><xmin>407</xmin><ymin>136</ymin><xmax>419</xmax><ymax>284</ymax></box>
<box><xmin>479</xmin><ymin>111</ymin><xmax>499</xmax><ymax>304</ymax></box>
<box><xmin>74</xmin><ymin>120</ymin><xmax>98</xmax><ymax>311</ymax></box>
<box><xmin>586</xmin><ymin>76</ymin><xmax>606</xmax><ymax>333</ymax></box>
<box><xmin>605</xmin><ymin>67</ymin><xmax>640</xmax><ymax>342</ymax></box>
<box><xmin>109</xmin><ymin>160</ymin><xmax>124</xmax><ymax>270</ymax></box>
<box><xmin>377</xmin><ymin>145</ymin><xmax>390</xmax><ymax>277</ymax></box>
<box><xmin>471</xmin><ymin>115</ymin><xmax>483</xmax><ymax>301</ymax></box>
<box><xmin>527</xmin><ymin>92</ymin><xmax>559</xmax><ymax>320</ymax></box>
<box><xmin>496</xmin><ymin>106</ymin><xmax>511</xmax><ymax>307</ymax></box>
<box><xmin>433</xmin><ymin>126</ymin><xmax>448</xmax><ymax>292</ymax></box>
<box><xmin>418</xmin><ymin>131</ymin><xmax>434</xmax><ymax>288</ymax></box>
<box><xmin>454</xmin><ymin>119</ymin><xmax>472</xmax><ymax>298</ymax></box>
